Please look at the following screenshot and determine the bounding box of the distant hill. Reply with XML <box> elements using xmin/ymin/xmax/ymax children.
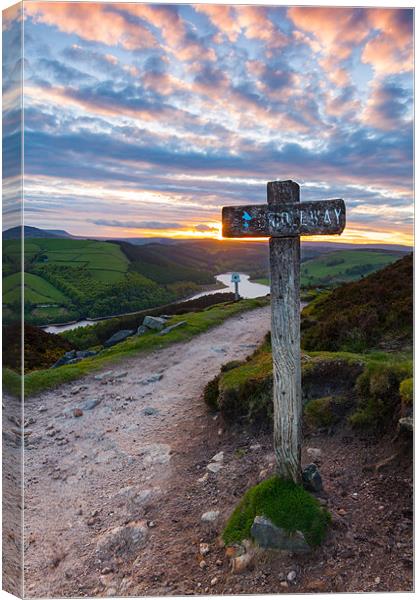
<box><xmin>2</xmin><ymin>226</ymin><xmax>73</xmax><ymax>240</ymax></box>
<box><xmin>302</xmin><ymin>253</ymin><xmax>413</xmax><ymax>352</ymax></box>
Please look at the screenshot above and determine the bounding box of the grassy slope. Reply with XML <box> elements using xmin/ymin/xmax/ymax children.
<box><xmin>10</xmin><ymin>297</ymin><xmax>268</xmax><ymax>398</ymax></box>
<box><xmin>300</xmin><ymin>249</ymin><xmax>402</xmax><ymax>287</ymax></box>
<box><xmin>302</xmin><ymin>253</ymin><xmax>413</xmax><ymax>352</ymax></box>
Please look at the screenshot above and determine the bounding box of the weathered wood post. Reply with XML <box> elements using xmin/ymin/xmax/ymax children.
<box><xmin>222</xmin><ymin>181</ymin><xmax>345</xmax><ymax>483</ymax></box>
<box><xmin>268</xmin><ymin>181</ymin><xmax>302</xmax><ymax>482</ymax></box>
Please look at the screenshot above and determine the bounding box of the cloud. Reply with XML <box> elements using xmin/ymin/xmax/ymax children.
<box><xmin>361</xmin><ymin>78</ymin><xmax>412</xmax><ymax>130</ymax></box>
<box><xmin>194</xmin><ymin>224</ymin><xmax>218</xmax><ymax>232</ymax></box>
<box><xmin>25</xmin><ymin>2</ymin><xmax>157</xmax><ymax>50</ymax></box>
<box><xmin>89</xmin><ymin>219</ymin><xmax>185</xmax><ymax>230</ymax></box>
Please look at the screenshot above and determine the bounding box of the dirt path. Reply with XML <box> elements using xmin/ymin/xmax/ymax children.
<box><xmin>12</xmin><ymin>302</ymin><xmax>412</xmax><ymax>596</ymax></box>
<box><xmin>23</xmin><ymin>306</ymin><xmax>271</xmax><ymax>597</ymax></box>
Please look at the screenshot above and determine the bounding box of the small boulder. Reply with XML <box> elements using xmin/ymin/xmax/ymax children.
<box><xmin>143</xmin><ymin>316</ymin><xmax>166</xmax><ymax>331</ymax></box>
<box><xmin>137</xmin><ymin>325</ymin><xmax>148</xmax><ymax>336</ymax></box>
<box><xmin>80</xmin><ymin>398</ymin><xmax>101</xmax><ymax>411</ymax></box>
<box><xmin>75</xmin><ymin>350</ymin><xmax>97</xmax><ymax>359</ymax></box>
<box><xmin>201</xmin><ymin>510</ymin><xmax>220</xmax><ymax>523</ymax></box>
<box><xmin>302</xmin><ymin>463</ymin><xmax>323</xmax><ymax>493</ymax></box>
<box><xmin>398</xmin><ymin>417</ymin><xmax>413</xmax><ymax>433</ymax></box>
<box><xmin>104</xmin><ymin>330</ymin><xmax>134</xmax><ymax>348</ymax></box>
<box><xmin>158</xmin><ymin>321</ymin><xmax>187</xmax><ymax>336</ymax></box>
<box><xmin>250</xmin><ymin>516</ymin><xmax>311</xmax><ymax>553</ymax></box>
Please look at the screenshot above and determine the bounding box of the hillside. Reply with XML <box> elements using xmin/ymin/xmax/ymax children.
<box><xmin>2</xmin><ymin>238</ymin><xmax>174</xmax><ymax>325</ymax></box>
<box><xmin>302</xmin><ymin>253</ymin><xmax>413</xmax><ymax>352</ymax></box>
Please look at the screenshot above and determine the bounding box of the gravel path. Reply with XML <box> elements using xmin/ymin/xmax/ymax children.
<box><xmin>22</xmin><ymin>306</ymin><xmax>271</xmax><ymax>597</ymax></box>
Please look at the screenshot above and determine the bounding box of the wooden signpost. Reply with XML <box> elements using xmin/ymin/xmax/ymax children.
<box><xmin>231</xmin><ymin>272</ymin><xmax>241</xmax><ymax>301</ymax></box>
<box><xmin>222</xmin><ymin>180</ymin><xmax>346</xmax><ymax>483</ymax></box>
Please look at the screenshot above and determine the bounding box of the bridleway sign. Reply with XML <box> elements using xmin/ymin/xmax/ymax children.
<box><xmin>222</xmin><ymin>180</ymin><xmax>346</xmax><ymax>483</ymax></box>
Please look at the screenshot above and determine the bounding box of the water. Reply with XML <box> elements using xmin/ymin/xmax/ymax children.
<box><xmin>188</xmin><ymin>272</ymin><xmax>270</xmax><ymax>301</ymax></box>
<box><xmin>43</xmin><ymin>273</ymin><xmax>270</xmax><ymax>334</ymax></box>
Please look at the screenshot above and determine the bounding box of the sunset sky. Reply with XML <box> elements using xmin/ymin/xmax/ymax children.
<box><xmin>2</xmin><ymin>2</ymin><xmax>414</xmax><ymax>245</ymax></box>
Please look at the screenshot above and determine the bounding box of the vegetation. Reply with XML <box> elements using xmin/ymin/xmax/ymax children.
<box><xmin>14</xmin><ymin>297</ymin><xmax>269</xmax><ymax>397</ymax></box>
<box><xmin>300</xmin><ymin>249</ymin><xmax>405</xmax><ymax>288</ymax></box>
<box><xmin>222</xmin><ymin>476</ymin><xmax>330</xmax><ymax>547</ymax></box>
<box><xmin>399</xmin><ymin>378</ymin><xmax>413</xmax><ymax>406</ymax></box>
<box><xmin>3</xmin><ymin>323</ymin><xmax>74</xmax><ymax>371</ymax></box>
<box><xmin>304</xmin><ymin>396</ymin><xmax>338</xmax><ymax>429</ymax></box>
<box><xmin>301</xmin><ymin>254</ymin><xmax>413</xmax><ymax>352</ymax></box>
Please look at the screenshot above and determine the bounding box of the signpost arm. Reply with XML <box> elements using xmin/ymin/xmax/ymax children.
<box><xmin>268</xmin><ymin>180</ymin><xmax>302</xmax><ymax>483</ymax></box>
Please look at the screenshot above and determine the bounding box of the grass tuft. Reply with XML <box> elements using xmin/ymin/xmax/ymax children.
<box><xmin>222</xmin><ymin>476</ymin><xmax>330</xmax><ymax>547</ymax></box>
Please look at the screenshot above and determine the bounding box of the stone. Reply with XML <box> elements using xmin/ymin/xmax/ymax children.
<box><xmin>302</xmin><ymin>463</ymin><xmax>323</xmax><ymax>493</ymax></box>
<box><xmin>137</xmin><ymin>325</ymin><xmax>149</xmax><ymax>336</ymax></box>
<box><xmin>96</xmin><ymin>522</ymin><xmax>148</xmax><ymax>561</ymax></box>
<box><xmin>287</xmin><ymin>570</ymin><xmax>297</xmax><ymax>582</ymax></box>
<box><xmin>143</xmin><ymin>316</ymin><xmax>167</xmax><ymax>331</ymax></box>
<box><xmin>197</xmin><ymin>473</ymin><xmax>209</xmax><ymax>484</ymax></box>
<box><xmin>139</xmin><ymin>373</ymin><xmax>163</xmax><ymax>385</ymax></box>
<box><xmin>104</xmin><ymin>330</ymin><xmax>134</xmax><ymax>348</ymax></box>
<box><xmin>211</xmin><ymin>451</ymin><xmax>224</xmax><ymax>462</ymax></box>
<box><xmin>75</xmin><ymin>350</ymin><xmax>97</xmax><ymax>359</ymax></box>
<box><xmin>307</xmin><ymin>447</ymin><xmax>322</xmax><ymax>460</ymax></box>
<box><xmin>38</xmin><ymin>405</ymin><xmax>47</xmax><ymax>413</ymax></box>
<box><xmin>231</xmin><ymin>551</ymin><xmax>255</xmax><ymax>574</ymax></box>
<box><xmin>143</xmin><ymin>407</ymin><xmax>159</xmax><ymax>416</ymax></box>
<box><xmin>199</xmin><ymin>560</ymin><xmax>206</xmax><ymax>569</ymax></box>
<box><xmin>201</xmin><ymin>510</ymin><xmax>220</xmax><ymax>523</ymax></box>
<box><xmin>80</xmin><ymin>398</ymin><xmax>101</xmax><ymax>411</ymax></box>
<box><xmin>158</xmin><ymin>321</ymin><xmax>187</xmax><ymax>336</ymax></box>
<box><xmin>73</xmin><ymin>408</ymin><xmax>83</xmax><ymax>418</ymax></box>
<box><xmin>398</xmin><ymin>417</ymin><xmax>413</xmax><ymax>432</ymax></box>
<box><xmin>210</xmin><ymin>577</ymin><xmax>218</xmax><ymax>586</ymax></box>
<box><xmin>199</xmin><ymin>543</ymin><xmax>210</xmax><ymax>556</ymax></box>
<box><xmin>94</xmin><ymin>371</ymin><xmax>113</xmax><ymax>381</ymax></box>
<box><xmin>207</xmin><ymin>462</ymin><xmax>223</xmax><ymax>474</ymax></box>
<box><xmin>250</xmin><ymin>516</ymin><xmax>311</xmax><ymax>553</ymax></box>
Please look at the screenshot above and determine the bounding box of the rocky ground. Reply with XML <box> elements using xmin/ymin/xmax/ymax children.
<box><xmin>3</xmin><ymin>305</ymin><xmax>413</xmax><ymax>597</ymax></box>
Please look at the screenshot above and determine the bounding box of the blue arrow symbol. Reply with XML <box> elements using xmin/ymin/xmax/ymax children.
<box><xmin>242</xmin><ymin>210</ymin><xmax>252</xmax><ymax>230</ymax></box>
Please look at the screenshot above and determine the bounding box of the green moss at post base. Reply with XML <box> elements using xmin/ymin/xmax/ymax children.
<box><xmin>222</xmin><ymin>476</ymin><xmax>330</xmax><ymax>548</ymax></box>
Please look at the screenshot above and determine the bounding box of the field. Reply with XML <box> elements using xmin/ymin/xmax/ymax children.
<box><xmin>300</xmin><ymin>249</ymin><xmax>403</xmax><ymax>287</ymax></box>
<box><xmin>253</xmin><ymin>249</ymin><xmax>405</xmax><ymax>288</ymax></box>
<box><xmin>2</xmin><ymin>238</ymin><xmax>173</xmax><ymax>325</ymax></box>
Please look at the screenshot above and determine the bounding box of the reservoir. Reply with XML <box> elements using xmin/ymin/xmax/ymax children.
<box><xmin>43</xmin><ymin>273</ymin><xmax>270</xmax><ymax>334</ymax></box>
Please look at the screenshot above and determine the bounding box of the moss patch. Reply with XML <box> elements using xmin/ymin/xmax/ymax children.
<box><xmin>399</xmin><ymin>378</ymin><xmax>413</xmax><ymax>406</ymax></box>
<box><xmin>304</xmin><ymin>396</ymin><xmax>337</xmax><ymax>428</ymax></box>
<box><xmin>349</xmin><ymin>361</ymin><xmax>413</xmax><ymax>429</ymax></box>
<box><xmin>222</xmin><ymin>476</ymin><xmax>330</xmax><ymax>547</ymax></box>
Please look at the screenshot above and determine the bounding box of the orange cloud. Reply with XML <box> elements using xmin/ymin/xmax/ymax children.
<box><xmin>288</xmin><ymin>7</ymin><xmax>369</xmax><ymax>60</ymax></box>
<box><xmin>194</xmin><ymin>4</ymin><xmax>240</xmax><ymax>42</ymax></box>
<box><xmin>24</xmin><ymin>2</ymin><xmax>157</xmax><ymax>50</ymax></box>
<box><xmin>362</xmin><ymin>9</ymin><xmax>413</xmax><ymax>75</ymax></box>
<box><xmin>121</xmin><ymin>4</ymin><xmax>216</xmax><ymax>62</ymax></box>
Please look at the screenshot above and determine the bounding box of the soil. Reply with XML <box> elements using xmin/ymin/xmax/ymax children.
<box><xmin>4</xmin><ymin>305</ymin><xmax>413</xmax><ymax>597</ymax></box>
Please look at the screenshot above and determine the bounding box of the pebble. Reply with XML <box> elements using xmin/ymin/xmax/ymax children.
<box><xmin>201</xmin><ymin>511</ymin><xmax>220</xmax><ymax>523</ymax></box>
<box><xmin>307</xmin><ymin>447</ymin><xmax>322</xmax><ymax>459</ymax></box>
<box><xmin>211</xmin><ymin>451</ymin><xmax>224</xmax><ymax>462</ymax></box>
<box><xmin>73</xmin><ymin>408</ymin><xmax>83</xmax><ymax>418</ymax></box>
<box><xmin>38</xmin><ymin>405</ymin><xmax>47</xmax><ymax>413</ymax></box>
<box><xmin>375</xmin><ymin>577</ymin><xmax>381</xmax><ymax>584</ymax></box>
<box><xmin>199</xmin><ymin>543</ymin><xmax>210</xmax><ymax>556</ymax></box>
<box><xmin>197</xmin><ymin>473</ymin><xmax>209</xmax><ymax>484</ymax></box>
<box><xmin>210</xmin><ymin>577</ymin><xmax>218</xmax><ymax>586</ymax></box>
<box><xmin>199</xmin><ymin>560</ymin><xmax>206</xmax><ymax>569</ymax></box>
<box><xmin>101</xmin><ymin>567</ymin><xmax>112</xmax><ymax>575</ymax></box>
<box><xmin>207</xmin><ymin>462</ymin><xmax>222</xmax><ymax>474</ymax></box>
<box><xmin>280</xmin><ymin>581</ymin><xmax>288</xmax><ymax>588</ymax></box>
<box><xmin>287</xmin><ymin>570</ymin><xmax>297</xmax><ymax>582</ymax></box>
<box><xmin>338</xmin><ymin>508</ymin><xmax>347</xmax><ymax>516</ymax></box>
<box><xmin>147</xmin><ymin>521</ymin><xmax>156</xmax><ymax>528</ymax></box>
